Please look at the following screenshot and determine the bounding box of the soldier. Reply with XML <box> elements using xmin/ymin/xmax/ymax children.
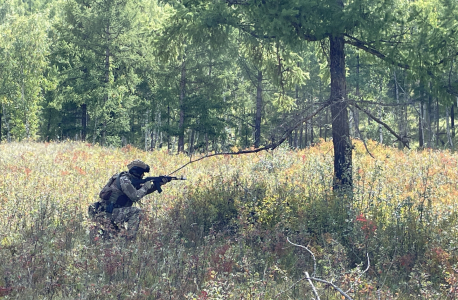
<box><xmin>88</xmin><ymin>159</ymin><xmax>171</xmax><ymax>240</ymax></box>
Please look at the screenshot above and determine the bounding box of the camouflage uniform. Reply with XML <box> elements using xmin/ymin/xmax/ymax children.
<box><xmin>89</xmin><ymin>160</ymin><xmax>157</xmax><ymax>240</ymax></box>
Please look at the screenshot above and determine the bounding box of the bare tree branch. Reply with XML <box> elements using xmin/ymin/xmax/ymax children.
<box><xmin>344</xmin><ymin>34</ymin><xmax>410</xmax><ymax>69</ymax></box>
<box><xmin>347</xmin><ymin>105</ymin><xmax>375</xmax><ymax>159</ymax></box>
<box><xmin>167</xmin><ymin>101</ymin><xmax>330</xmax><ymax>175</ymax></box>
<box><xmin>349</xmin><ymin>99</ymin><xmax>419</xmax><ymax>107</ymax></box>
<box><xmin>351</xmin><ymin>101</ymin><xmax>410</xmax><ymax>149</ymax></box>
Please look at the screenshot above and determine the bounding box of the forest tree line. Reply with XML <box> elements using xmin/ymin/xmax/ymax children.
<box><xmin>0</xmin><ymin>0</ymin><xmax>457</xmax><ymax>156</ymax></box>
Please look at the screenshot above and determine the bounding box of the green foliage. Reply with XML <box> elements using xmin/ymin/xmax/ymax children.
<box><xmin>0</xmin><ymin>12</ymin><xmax>50</xmax><ymax>141</ymax></box>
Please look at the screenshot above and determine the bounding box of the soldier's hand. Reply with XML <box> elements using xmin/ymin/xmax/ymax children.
<box><xmin>143</xmin><ymin>181</ymin><xmax>153</xmax><ymax>190</ymax></box>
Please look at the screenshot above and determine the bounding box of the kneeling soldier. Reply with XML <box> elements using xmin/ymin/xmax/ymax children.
<box><xmin>88</xmin><ymin>159</ymin><xmax>170</xmax><ymax>240</ymax></box>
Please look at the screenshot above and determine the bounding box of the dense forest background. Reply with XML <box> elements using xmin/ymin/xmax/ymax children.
<box><xmin>1</xmin><ymin>0</ymin><xmax>457</xmax><ymax>154</ymax></box>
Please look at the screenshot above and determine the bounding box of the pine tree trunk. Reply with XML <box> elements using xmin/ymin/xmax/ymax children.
<box><xmin>394</xmin><ymin>71</ymin><xmax>403</xmax><ymax>148</ymax></box>
<box><xmin>189</xmin><ymin>129</ymin><xmax>195</xmax><ymax>155</ymax></box>
<box><xmin>427</xmin><ymin>97</ymin><xmax>433</xmax><ymax>148</ymax></box>
<box><xmin>354</xmin><ymin>54</ymin><xmax>360</xmax><ymax>138</ymax></box>
<box><xmin>167</xmin><ymin>104</ymin><xmax>171</xmax><ymax>151</ymax></box>
<box><xmin>178</xmin><ymin>54</ymin><xmax>186</xmax><ymax>153</ymax></box>
<box><xmin>304</xmin><ymin>121</ymin><xmax>309</xmax><ymax>148</ymax></box>
<box><xmin>378</xmin><ymin>104</ymin><xmax>383</xmax><ymax>144</ymax></box>
<box><xmin>436</xmin><ymin>98</ymin><xmax>440</xmax><ymax>147</ymax></box>
<box><xmin>324</xmin><ymin>107</ymin><xmax>329</xmax><ymax>141</ymax></box>
<box><xmin>21</xmin><ymin>74</ymin><xmax>30</xmax><ymax>139</ymax></box>
<box><xmin>446</xmin><ymin>106</ymin><xmax>453</xmax><ymax>148</ymax></box>
<box><xmin>330</xmin><ymin>33</ymin><xmax>352</xmax><ymax>191</ymax></box>
<box><xmin>419</xmin><ymin>102</ymin><xmax>424</xmax><ymax>148</ymax></box>
<box><xmin>299</xmin><ymin>125</ymin><xmax>303</xmax><ymax>148</ymax></box>
<box><xmin>451</xmin><ymin>103</ymin><xmax>455</xmax><ymax>138</ymax></box>
<box><xmin>310</xmin><ymin>118</ymin><xmax>314</xmax><ymax>145</ymax></box>
<box><xmin>81</xmin><ymin>103</ymin><xmax>87</xmax><ymax>141</ymax></box>
<box><xmin>145</xmin><ymin>110</ymin><xmax>150</xmax><ymax>151</ymax></box>
<box><xmin>5</xmin><ymin>105</ymin><xmax>11</xmax><ymax>142</ymax></box>
<box><xmin>254</xmin><ymin>70</ymin><xmax>263</xmax><ymax>148</ymax></box>
<box><xmin>102</xmin><ymin>39</ymin><xmax>110</xmax><ymax>146</ymax></box>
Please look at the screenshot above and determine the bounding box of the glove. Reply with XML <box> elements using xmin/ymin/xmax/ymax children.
<box><xmin>143</xmin><ymin>181</ymin><xmax>153</xmax><ymax>190</ymax></box>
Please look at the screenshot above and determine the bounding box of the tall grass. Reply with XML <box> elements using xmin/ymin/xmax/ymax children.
<box><xmin>0</xmin><ymin>140</ymin><xmax>457</xmax><ymax>299</ymax></box>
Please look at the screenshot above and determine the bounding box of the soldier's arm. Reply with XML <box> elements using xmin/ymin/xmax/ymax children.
<box><xmin>119</xmin><ymin>175</ymin><xmax>149</xmax><ymax>202</ymax></box>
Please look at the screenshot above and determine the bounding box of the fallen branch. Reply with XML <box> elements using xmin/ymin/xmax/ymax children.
<box><xmin>308</xmin><ymin>276</ymin><xmax>353</xmax><ymax>300</ymax></box>
<box><xmin>287</xmin><ymin>237</ymin><xmax>317</xmax><ymax>276</ymax></box>
<box><xmin>346</xmin><ymin>253</ymin><xmax>371</xmax><ymax>294</ymax></box>
<box><xmin>305</xmin><ymin>271</ymin><xmax>320</xmax><ymax>300</ymax></box>
<box><xmin>285</xmin><ymin>237</ymin><xmax>354</xmax><ymax>300</ymax></box>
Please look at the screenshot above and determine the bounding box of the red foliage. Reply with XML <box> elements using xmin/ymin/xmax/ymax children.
<box><xmin>356</xmin><ymin>213</ymin><xmax>377</xmax><ymax>239</ymax></box>
<box><xmin>210</xmin><ymin>244</ymin><xmax>233</xmax><ymax>274</ymax></box>
<box><xmin>0</xmin><ymin>287</ymin><xmax>13</xmax><ymax>297</ymax></box>
<box><xmin>121</xmin><ymin>144</ymin><xmax>134</xmax><ymax>153</ymax></box>
<box><xmin>74</xmin><ymin>166</ymin><xmax>86</xmax><ymax>175</ymax></box>
<box><xmin>198</xmin><ymin>291</ymin><xmax>208</xmax><ymax>300</ymax></box>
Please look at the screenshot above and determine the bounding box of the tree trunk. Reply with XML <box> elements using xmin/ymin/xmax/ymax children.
<box><xmin>310</xmin><ymin>118</ymin><xmax>314</xmax><ymax>145</ymax></box>
<box><xmin>254</xmin><ymin>70</ymin><xmax>263</xmax><ymax>148</ymax></box>
<box><xmin>419</xmin><ymin>102</ymin><xmax>424</xmax><ymax>148</ymax></box>
<box><xmin>167</xmin><ymin>104</ymin><xmax>171</xmax><ymax>151</ymax></box>
<box><xmin>436</xmin><ymin>98</ymin><xmax>440</xmax><ymax>148</ymax></box>
<box><xmin>305</xmin><ymin>122</ymin><xmax>308</xmax><ymax>146</ymax></box>
<box><xmin>5</xmin><ymin>105</ymin><xmax>11</xmax><ymax>142</ymax></box>
<box><xmin>178</xmin><ymin>54</ymin><xmax>186</xmax><ymax>153</ymax></box>
<box><xmin>330</xmin><ymin>33</ymin><xmax>352</xmax><ymax>191</ymax></box>
<box><xmin>394</xmin><ymin>71</ymin><xmax>403</xmax><ymax>148</ymax></box>
<box><xmin>451</xmin><ymin>103</ymin><xmax>455</xmax><ymax>138</ymax></box>
<box><xmin>446</xmin><ymin>105</ymin><xmax>453</xmax><ymax>148</ymax></box>
<box><xmin>354</xmin><ymin>54</ymin><xmax>360</xmax><ymax>138</ymax></box>
<box><xmin>145</xmin><ymin>110</ymin><xmax>150</xmax><ymax>151</ymax></box>
<box><xmin>102</xmin><ymin>38</ymin><xmax>110</xmax><ymax>146</ymax></box>
<box><xmin>81</xmin><ymin>103</ymin><xmax>87</xmax><ymax>141</ymax></box>
<box><xmin>21</xmin><ymin>73</ymin><xmax>30</xmax><ymax>139</ymax></box>
<box><xmin>378</xmin><ymin>104</ymin><xmax>383</xmax><ymax>144</ymax></box>
<box><xmin>299</xmin><ymin>125</ymin><xmax>303</xmax><ymax>148</ymax></box>
<box><xmin>189</xmin><ymin>129</ymin><xmax>195</xmax><ymax>155</ymax></box>
<box><xmin>324</xmin><ymin>107</ymin><xmax>329</xmax><ymax>141</ymax></box>
<box><xmin>427</xmin><ymin>96</ymin><xmax>432</xmax><ymax>148</ymax></box>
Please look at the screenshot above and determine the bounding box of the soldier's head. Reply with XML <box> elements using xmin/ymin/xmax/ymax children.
<box><xmin>127</xmin><ymin>159</ymin><xmax>150</xmax><ymax>178</ymax></box>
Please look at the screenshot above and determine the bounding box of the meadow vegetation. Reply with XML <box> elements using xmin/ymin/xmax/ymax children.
<box><xmin>0</xmin><ymin>141</ymin><xmax>458</xmax><ymax>299</ymax></box>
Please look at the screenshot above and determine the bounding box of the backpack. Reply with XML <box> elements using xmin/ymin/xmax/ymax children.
<box><xmin>99</xmin><ymin>173</ymin><xmax>120</xmax><ymax>200</ymax></box>
<box><xmin>98</xmin><ymin>172</ymin><xmax>130</xmax><ymax>213</ymax></box>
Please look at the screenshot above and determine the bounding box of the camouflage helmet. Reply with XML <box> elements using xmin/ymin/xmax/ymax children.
<box><xmin>127</xmin><ymin>159</ymin><xmax>150</xmax><ymax>173</ymax></box>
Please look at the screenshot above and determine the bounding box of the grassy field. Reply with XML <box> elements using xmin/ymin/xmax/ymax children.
<box><xmin>1</xmin><ymin>140</ymin><xmax>458</xmax><ymax>299</ymax></box>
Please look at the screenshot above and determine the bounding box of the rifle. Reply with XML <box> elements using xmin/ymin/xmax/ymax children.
<box><xmin>140</xmin><ymin>175</ymin><xmax>186</xmax><ymax>193</ymax></box>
